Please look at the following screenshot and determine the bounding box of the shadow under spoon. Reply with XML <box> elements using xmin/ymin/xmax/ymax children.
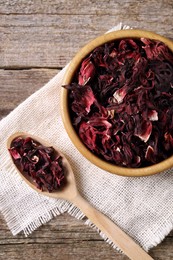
<box><xmin>7</xmin><ymin>132</ymin><xmax>153</xmax><ymax>260</ymax></box>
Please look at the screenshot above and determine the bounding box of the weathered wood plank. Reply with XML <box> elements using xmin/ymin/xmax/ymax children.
<box><xmin>0</xmin><ymin>213</ymin><xmax>173</xmax><ymax>260</ymax></box>
<box><xmin>0</xmin><ymin>13</ymin><xmax>173</xmax><ymax>68</ymax></box>
<box><xmin>0</xmin><ymin>0</ymin><xmax>172</xmax><ymax>16</ymax></box>
<box><xmin>0</xmin><ymin>214</ymin><xmax>129</xmax><ymax>260</ymax></box>
<box><xmin>0</xmin><ymin>69</ymin><xmax>58</xmax><ymax>119</ymax></box>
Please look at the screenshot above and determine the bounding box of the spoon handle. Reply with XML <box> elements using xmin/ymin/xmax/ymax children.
<box><xmin>72</xmin><ymin>194</ymin><xmax>153</xmax><ymax>260</ymax></box>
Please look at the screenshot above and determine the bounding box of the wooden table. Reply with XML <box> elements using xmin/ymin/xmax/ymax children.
<box><xmin>0</xmin><ymin>1</ymin><xmax>173</xmax><ymax>259</ymax></box>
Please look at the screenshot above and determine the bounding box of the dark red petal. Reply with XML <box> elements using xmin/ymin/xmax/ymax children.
<box><xmin>148</xmin><ymin>110</ymin><xmax>158</xmax><ymax>121</ymax></box>
<box><xmin>78</xmin><ymin>57</ymin><xmax>96</xmax><ymax>85</ymax></box>
<box><xmin>9</xmin><ymin>148</ymin><xmax>21</xmax><ymax>160</ymax></box>
<box><xmin>134</xmin><ymin>120</ymin><xmax>152</xmax><ymax>143</ymax></box>
<box><xmin>145</xmin><ymin>145</ymin><xmax>156</xmax><ymax>163</ymax></box>
<box><xmin>9</xmin><ymin>137</ymin><xmax>65</xmax><ymax>192</ymax></box>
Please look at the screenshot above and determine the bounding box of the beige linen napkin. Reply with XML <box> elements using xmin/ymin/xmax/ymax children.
<box><xmin>1</xmin><ymin>23</ymin><xmax>173</xmax><ymax>252</ymax></box>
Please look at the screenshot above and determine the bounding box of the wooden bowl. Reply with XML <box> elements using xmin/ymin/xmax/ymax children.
<box><xmin>61</xmin><ymin>29</ymin><xmax>173</xmax><ymax>177</ymax></box>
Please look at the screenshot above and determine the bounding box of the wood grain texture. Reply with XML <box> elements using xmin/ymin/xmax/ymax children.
<box><xmin>0</xmin><ymin>0</ymin><xmax>173</xmax><ymax>68</ymax></box>
<box><xmin>0</xmin><ymin>0</ymin><xmax>172</xmax><ymax>16</ymax></box>
<box><xmin>0</xmin><ymin>213</ymin><xmax>173</xmax><ymax>260</ymax></box>
<box><xmin>1</xmin><ymin>0</ymin><xmax>173</xmax><ymax>259</ymax></box>
<box><xmin>0</xmin><ymin>214</ymin><xmax>130</xmax><ymax>260</ymax></box>
<box><xmin>0</xmin><ymin>69</ymin><xmax>58</xmax><ymax>119</ymax></box>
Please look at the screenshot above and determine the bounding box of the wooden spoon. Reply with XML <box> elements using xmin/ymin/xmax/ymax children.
<box><xmin>7</xmin><ymin>132</ymin><xmax>153</xmax><ymax>260</ymax></box>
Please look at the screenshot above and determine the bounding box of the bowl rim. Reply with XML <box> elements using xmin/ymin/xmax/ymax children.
<box><xmin>61</xmin><ymin>29</ymin><xmax>173</xmax><ymax>177</ymax></box>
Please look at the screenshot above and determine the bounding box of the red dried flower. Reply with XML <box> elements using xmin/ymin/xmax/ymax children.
<box><xmin>78</xmin><ymin>57</ymin><xmax>96</xmax><ymax>85</ymax></box>
<box><xmin>63</xmin><ymin>38</ymin><xmax>173</xmax><ymax>168</ymax></box>
<box><xmin>9</xmin><ymin>137</ymin><xmax>65</xmax><ymax>192</ymax></box>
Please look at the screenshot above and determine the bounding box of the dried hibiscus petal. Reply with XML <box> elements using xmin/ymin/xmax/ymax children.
<box><xmin>9</xmin><ymin>137</ymin><xmax>65</xmax><ymax>192</ymax></box>
<box><xmin>78</xmin><ymin>56</ymin><xmax>96</xmax><ymax>85</ymax></box>
<box><xmin>63</xmin><ymin>38</ymin><xmax>173</xmax><ymax>168</ymax></box>
<box><xmin>134</xmin><ymin>118</ymin><xmax>152</xmax><ymax>143</ymax></box>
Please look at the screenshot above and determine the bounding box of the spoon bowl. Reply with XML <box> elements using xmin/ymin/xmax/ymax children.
<box><xmin>7</xmin><ymin>132</ymin><xmax>153</xmax><ymax>260</ymax></box>
<box><xmin>7</xmin><ymin>132</ymin><xmax>78</xmax><ymax>201</ymax></box>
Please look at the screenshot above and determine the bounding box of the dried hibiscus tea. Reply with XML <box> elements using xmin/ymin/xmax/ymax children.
<box><xmin>9</xmin><ymin>136</ymin><xmax>66</xmax><ymax>192</ymax></box>
<box><xmin>63</xmin><ymin>38</ymin><xmax>173</xmax><ymax>168</ymax></box>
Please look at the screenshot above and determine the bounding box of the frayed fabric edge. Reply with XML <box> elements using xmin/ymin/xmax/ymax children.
<box><xmin>24</xmin><ymin>206</ymin><xmax>124</xmax><ymax>254</ymax></box>
<box><xmin>84</xmin><ymin>218</ymin><xmax>123</xmax><ymax>253</ymax></box>
<box><xmin>145</xmin><ymin>217</ymin><xmax>173</xmax><ymax>252</ymax></box>
<box><xmin>23</xmin><ymin>202</ymin><xmax>85</xmax><ymax>236</ymax></box>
